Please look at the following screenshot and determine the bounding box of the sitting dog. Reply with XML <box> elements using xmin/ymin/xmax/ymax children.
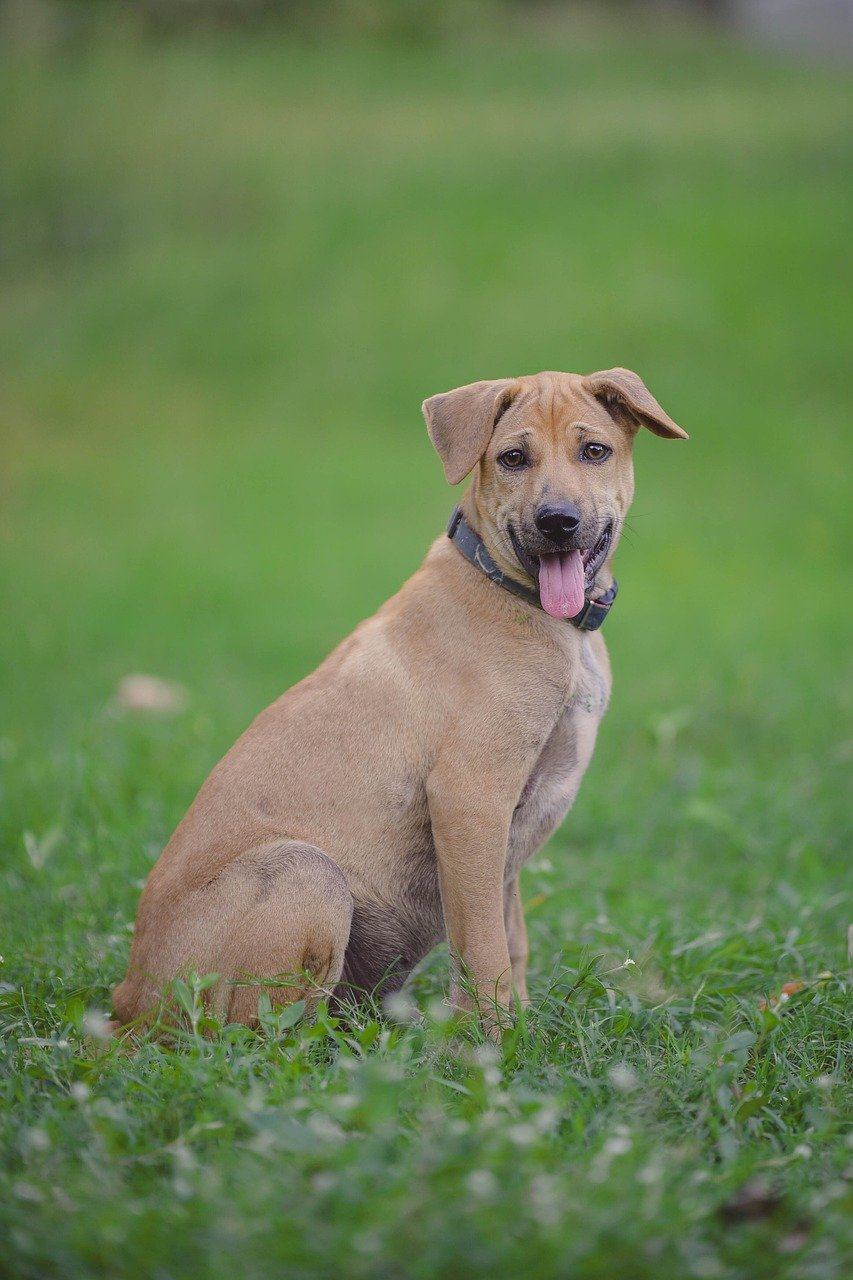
<box><xmin>114</xmin><ymin>368</ymin><xmax>686</xmax><ymax>1029</ymax></box>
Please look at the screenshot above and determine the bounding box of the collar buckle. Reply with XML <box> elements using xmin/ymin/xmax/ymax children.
<box><xmin>570</xmin><ymin>585</ymin><xmax>617</xmax><ymax>632</ymax></box>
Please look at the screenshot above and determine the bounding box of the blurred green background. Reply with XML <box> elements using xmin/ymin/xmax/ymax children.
<box><xmin>2</xmin><ymin>2</ymin><xmax>851</xmax><ymax>739</ymax></box>
<box><xmin>0</xmin><ymin>4</ymin><xmax>851</xmax><ymax>1278</ymax></box>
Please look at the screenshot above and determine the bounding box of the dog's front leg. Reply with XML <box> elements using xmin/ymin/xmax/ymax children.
<box><xmin>504</xmin><ymin>876</ymin><xmax>529</xmax><ymax>1007</ymax></box>
<box><xmin>427</xmin><ymin>761</ymin><xmax>519</xmax><ymax>1031</ymax></box>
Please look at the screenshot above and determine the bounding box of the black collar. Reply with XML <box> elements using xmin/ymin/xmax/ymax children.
<box><xmin>446</xmin><ymin>505</ymin><xmax>617</xmax><ymax>632</ymax></box>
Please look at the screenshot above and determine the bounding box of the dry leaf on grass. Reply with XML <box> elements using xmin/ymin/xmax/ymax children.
<box><xmin>114</xmin><ymin>674</ymin><xmax>187</xmax><ymax>715</ymax></box>
<box><xmin>23</xmin><ymin>826</ymin><xmax>63</xmax><ymax>869</ymax></box>
<box><xmin>756</xmin><ymin>977</ymin><xmax>831</xmax><ymax>1012</ymax></box>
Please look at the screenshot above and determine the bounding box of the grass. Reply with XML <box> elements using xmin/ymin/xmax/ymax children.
<box><xmin>0</xmin><ymin>10</ymin><xmax>851</xmax><ymax>1278</ymax></box>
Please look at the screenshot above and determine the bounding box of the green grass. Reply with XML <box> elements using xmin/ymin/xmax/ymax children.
<box><xmin>1</xmin><ymin>12</ymin><xmax>851</xmax><ymax>1278</ymax></box>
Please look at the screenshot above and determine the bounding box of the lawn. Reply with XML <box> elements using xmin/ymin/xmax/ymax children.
<box><xmin>0</xmin><ymin>9</ymin><xmax>851</xmax><ymax>1278</ymax></box>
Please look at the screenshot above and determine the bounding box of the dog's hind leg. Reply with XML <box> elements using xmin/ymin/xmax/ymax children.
<box><xmin>113</xmin><ymin>840</ymin><xmax>353</xmax><ymax>1028</ymax></box>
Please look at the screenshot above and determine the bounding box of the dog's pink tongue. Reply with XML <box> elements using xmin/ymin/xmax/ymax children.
<box><xmin>538</xmin><ymin>550</ymin><xmax>585</xmax><ymax>619</ymax></box>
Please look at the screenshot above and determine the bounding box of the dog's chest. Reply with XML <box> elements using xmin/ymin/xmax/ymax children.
<box><xmin>505</xmin><ymin>637</ymin><xmax>610</xmax><ymax>879</ymax></box>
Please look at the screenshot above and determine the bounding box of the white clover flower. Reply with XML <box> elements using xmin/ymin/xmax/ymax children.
<box><xmin>12</xmin><ymin>1182</ymin><xmax>42</xmax><ymax>1203</ymax></box>
<box><xmin>427</xmin><ymin>998</ymin><xmax>452</xmax><ymax>1024</ymax></box>
<box><xmin>608</xmin><ymin>1062</ymin><xmax>639</xmax><ymax>1092</ymax></box>
<box><xmin>307</xmin><ymin>1114</ymin><xmax>345</xmax><ymax>1143</ymax></box>
<box><xmin>690</xmin><ymin>1255</ymin><xmax>724</xmax><ymax>1279</ymax></box>
<box><xmin>170</xmin><ymin>1141</ymin><xmax>195</xmax><ymax>1173</ymax></box>
<box><xmin>466</xmin><ymin>1169</ymin><xmax>498</xmax><ymax>1198</ymax></box>
<box><xmin>533</xmin><ymin>1103</ymin><xmax>559</xmax><ymax>1133</ymax></box>
<box><xmin>82</xmin><ymin>1008</ymin><xmax>112</xmax><ymax>1041</ymax></box>
<box><xmin>383</xmin><ymin>992</ymin><xmax>418</xmax><ymax>1023</ymax></box>
<box><xmin>26</xmin><ymin>1127</ymin><xmax>50</xmax><ymax>1151</ymax></box>
<box><xmin>311</xmin><ymin>1171</ymin><xmax>338</xmax><ymax>1194</ymax></box>
<box><xmin>507</xmin><ymin>1123</ymin><xmax>537</xmax><ymax>1147</ymax></box>
<box><xmin>352</xmin><ymin>1232</ymin><xmax>381</xmax><ymax>1256</ymax></box>
<box><xmin>472</xmin><ymin>1043</ymin><xmax>500</xmax><ymax>1067</ymax></box>
<box><xmin>530</xmin><ymin>1173</ymin><xmax>562</xmax><ymax>1226</ymax></box>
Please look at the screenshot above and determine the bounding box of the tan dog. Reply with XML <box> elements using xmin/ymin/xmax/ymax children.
<box><xmin>114</xmin><ymin>368</ymin><xmax>686</xmax><ymax>1030</ymax></box>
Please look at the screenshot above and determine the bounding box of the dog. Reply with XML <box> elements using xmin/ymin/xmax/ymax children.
<box><xmin>113</xmin><ymin>368</ymin><xmax>686</xmax><ymax>1030</ymax></box>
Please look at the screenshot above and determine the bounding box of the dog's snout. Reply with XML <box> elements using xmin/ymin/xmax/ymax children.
<box><xmin>535</xmin><ymin>503</ymin><xmax>581</xmax><ymax>544</ymax></box>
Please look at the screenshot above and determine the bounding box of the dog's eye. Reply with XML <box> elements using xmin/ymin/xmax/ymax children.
<box><xmin>498</xmin><ymin>448</ymin><xmax>527</xmax><ymax>470</ymax></box>
<box><xmin>581</xmin><ymin>442</ymin><xmax>612</xmax><ymax>463</ymax></box>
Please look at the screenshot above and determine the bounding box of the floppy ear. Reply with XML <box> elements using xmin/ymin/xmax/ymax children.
<box><xmin>422</xmin><ymin>378</ymin><xmax>520</xmax><ymax>484</ymax></box>
<box><xmin>583</xmin><ymin>368</ymin><xmax>688</xmax><ymax>440</ymax></box>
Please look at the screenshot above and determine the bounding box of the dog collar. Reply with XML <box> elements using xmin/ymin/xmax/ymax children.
<box><xmin>446</xmin><ymin>505</ymin><xmax>617</xmax><ymax>632</ymax></box>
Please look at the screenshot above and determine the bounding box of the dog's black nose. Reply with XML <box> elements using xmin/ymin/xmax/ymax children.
<box><xmin>535</xmin><ymin>503</ymin><xmax>581</xmax><ymax>544</ymax></box>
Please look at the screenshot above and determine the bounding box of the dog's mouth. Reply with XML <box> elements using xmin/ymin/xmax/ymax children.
<box><xmin>580</xmin><ymin>521</ymin><xmax>614</xmax><ymax>583</ymax></box>
<box><xmin>508</xmin><ymin>520</ymin><xmax>613</xmax><ymax>620</ymax></box>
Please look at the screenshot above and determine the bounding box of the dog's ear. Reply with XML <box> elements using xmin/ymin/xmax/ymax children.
<box><xmin>583</xmin><ymin>368</ymin><xmax>688</xmax><ymax>440</ymax></box>
<box><xmin>422</xmin><ymin>378</ymin><xmax>521</xmax><ymax>484</ymax></box>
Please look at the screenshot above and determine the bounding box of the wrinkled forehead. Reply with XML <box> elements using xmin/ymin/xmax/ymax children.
<box><xmin>499</xmin><ymin>371</ymin><xmax>615</xmax><ymax>442</ymax></box>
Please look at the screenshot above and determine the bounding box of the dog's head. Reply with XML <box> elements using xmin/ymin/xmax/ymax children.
<box><xmin>423</xmin><ymin>369</ymin><xmax>687</xmax><ymax>618</ymax></box>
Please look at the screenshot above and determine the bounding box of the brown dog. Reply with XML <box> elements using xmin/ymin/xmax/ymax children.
<box><xmin>114</xmin><ymin>368</ymin><xmax>686</xmax><ymax>1030</ymax></box>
